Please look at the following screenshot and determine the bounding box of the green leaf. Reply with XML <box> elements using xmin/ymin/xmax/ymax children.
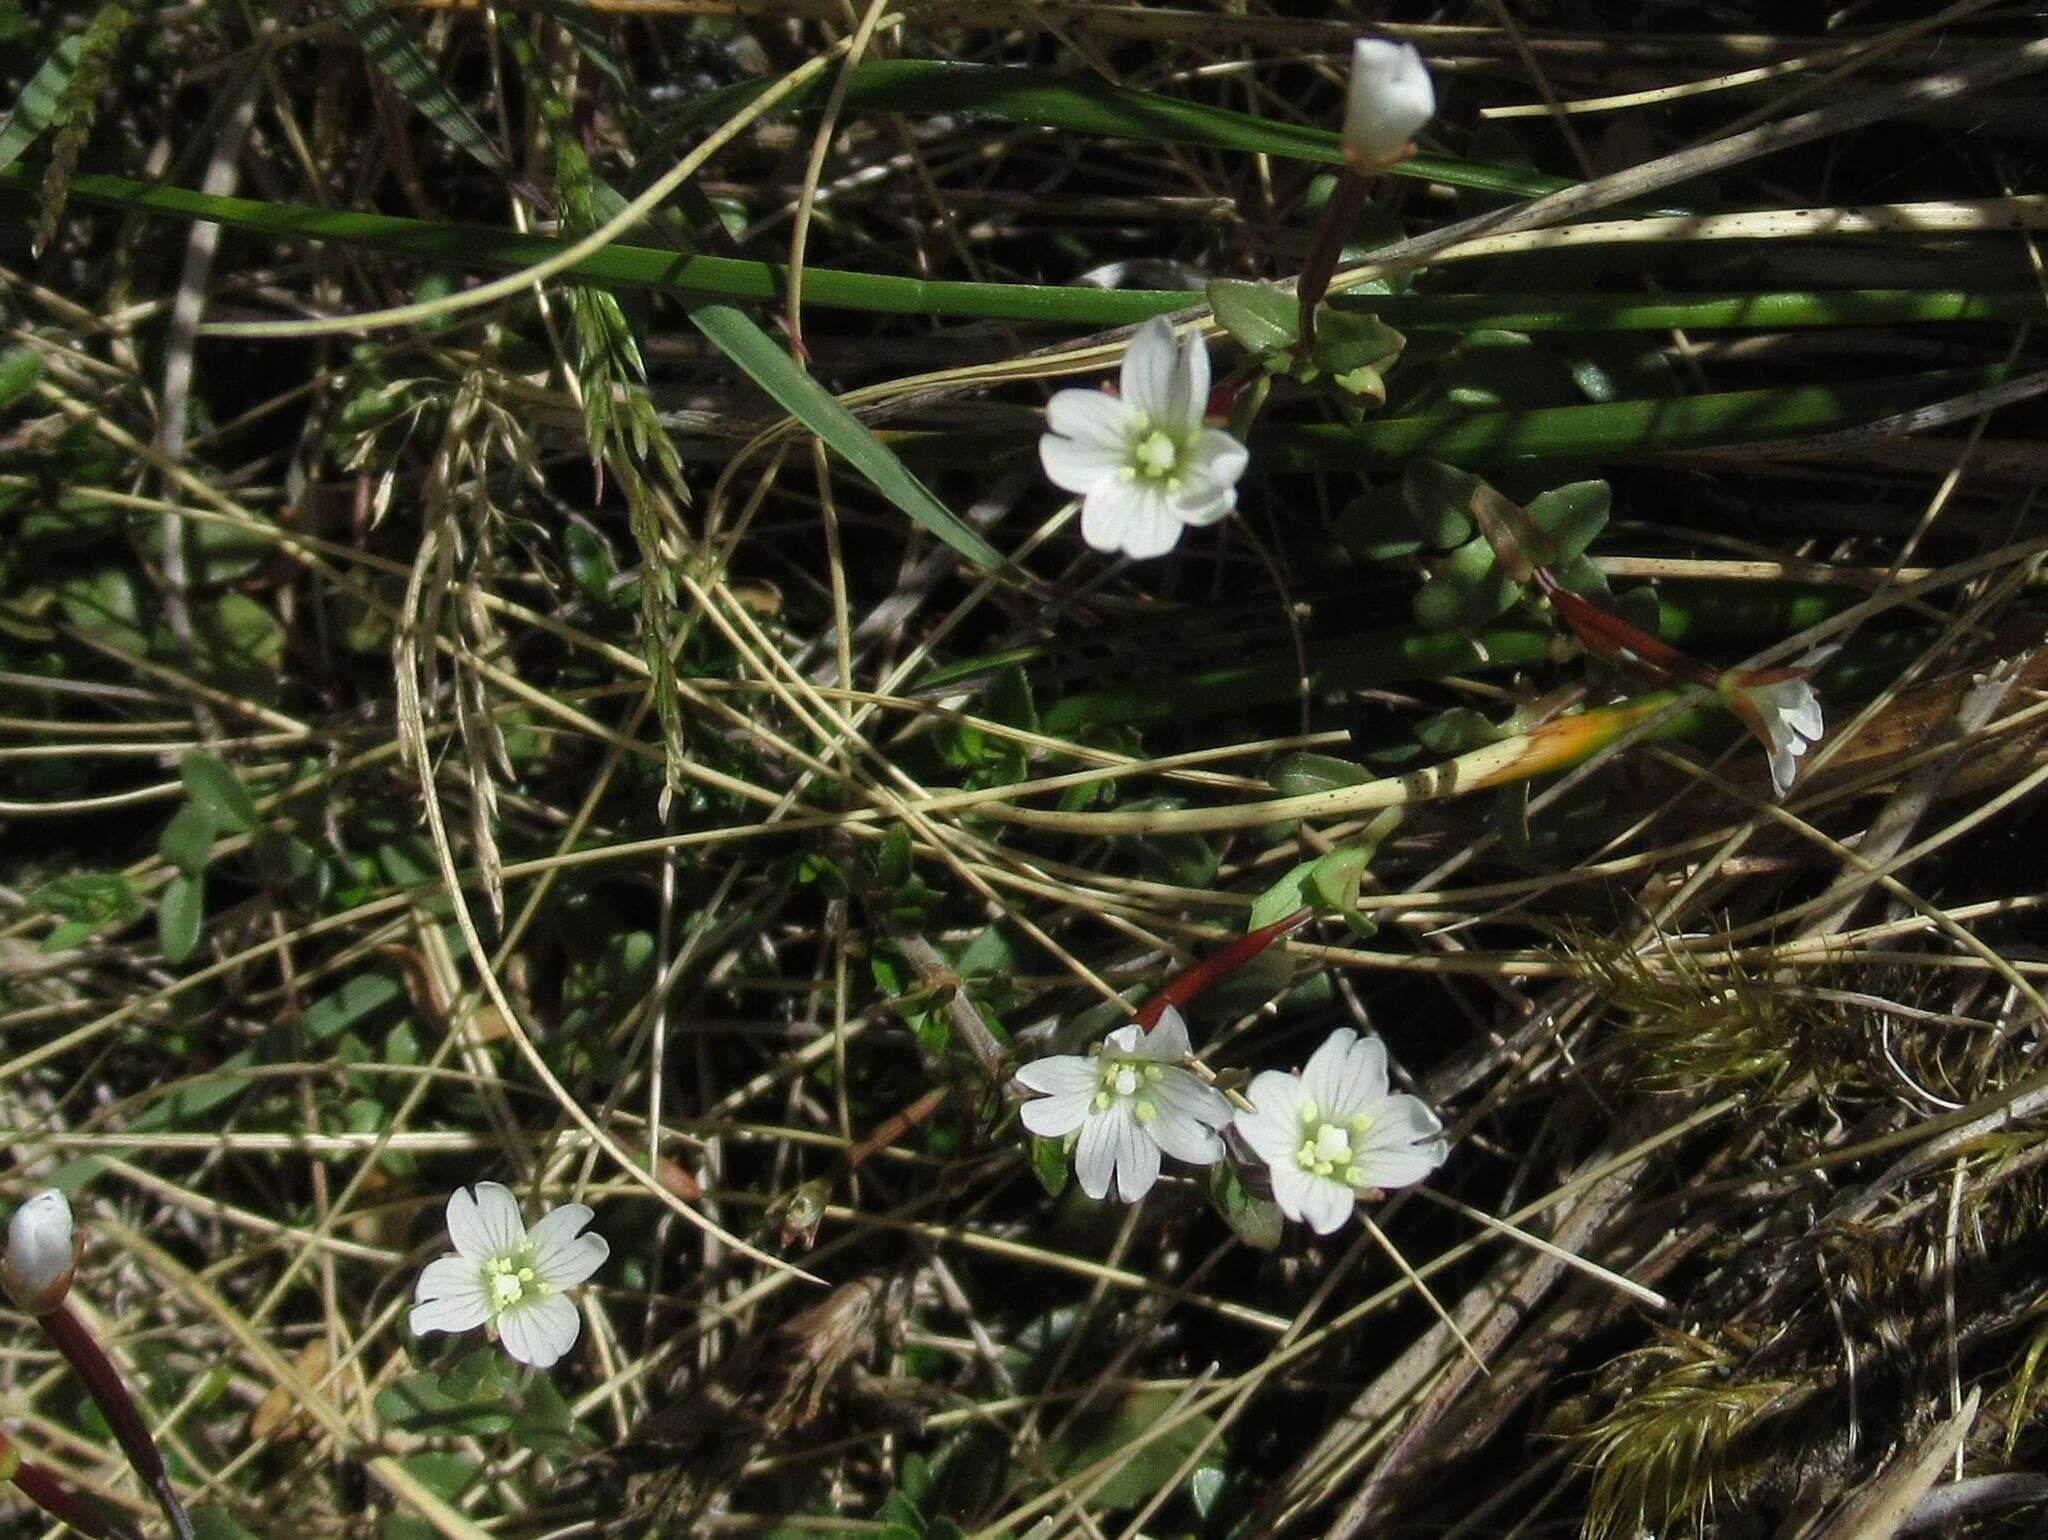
<box><xmin>1335</xmin><ymin>486</ymin><xmax>1422</xmax><ymax>561</ymax></box>
<box><xmin>1436</xmin><ymin>329</ymin><xmax>1581</xmax><ymax>410</ymax></box>
<box><xmin>1416</xmin><ymin>707</ymin><xmax>1505</xmax><ymax>755</ymax></box>
<box><xmin>1308</xmin><ymin>845</ymin><xmax>1371</xmax><ymax>914</ymax></box>
<box><xmin>180</xmin><ymin>752</ymin><xmax>258</xmax><ymax>833</ymax></box>
<box><xmin>1207</xmin><ymin>1163</ymin><xmax>1282</xmax><ymax>1251</ymax></box>
<box><xmin>1311</xmin><ymin>305</ymin><xmax>1404</xmax><ymax>375</ymax></box>
<box><xmin>1041</xmin><ymin>1389</ymin><xmax>1222</xmax><ymax>1510</ymax></box>
<box><xmin>877</xmin><ymin>824</ymin><xmax>913</xmax><ymax>888</ymax></box>
<box><xmin>191</xmin><ymin>1510</ymin><xmax>261</xmax><ymax>1540</ymax></box>
<box><xmin>1249</xmin><ymin>856</ymin><xmax>1321</xmax><ymax>931</ymax></box>
<box><xmin>1207</xmin><ymin>278</ymin><xmax>1299</xmax><ymax>357</ymax></box>
<box><xmin>685</xmin><ymin>300</ymin><xmax>1004</xmax><ymax>572</ymax></box>
<box><xmin>159</xmin><ymin>802</ymin><xmax>218</xmax><ymax>877</ymax></box>
<box><xmin>336</xmin><ymin>0</ymin><xmax>512</xmax><ymax>176</ymax></box>
<box><xmin>1400</xmin><ymin>460</ymin><xmax>1484</xmax><ymax>549</ymax></box>
<box><xmin>1267</xmin><ymin>752</ymin><xmax>1374</xmax><ymax>798</ymax></box>
<box><xmin>29</xmin><ymin>870</ymin><xmax>143</xmax><ymax>949</ymax></box>
<box><xmin>1414</xmin><ymin>537</ymin><xmax>1521</xmax><ymax>631</ymax></box>
<box><xmin>1526</xmin><ymin>481</ymin><xmax>1611</xmax><ymax>563</ymax></box>
<box><xmin>158</xmin><ymin>872</ymin><xmax>204</xmax><ymax>964</ymax></box>
<box><xmin>0</xmin><ymin>344</ymin><xmax>42</xmax><ymax>411</ymax></box>
<box><xmin>251</xmin><ymin>829</ymin><xmax>317</xmax><ymax>887</ymax></box>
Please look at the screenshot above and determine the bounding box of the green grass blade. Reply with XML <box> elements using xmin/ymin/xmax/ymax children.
<box><xmin>19</xmin><ymin>168</ymin><xmax>2044</xmax><ymax>334</ymax></box>
<box><xmin>0</xmin><ymin>26</ymin><xmax>90</xmax><ymax>174</ymax></box>
<box><xmin>336</xmin><ymin>0</ymin><xmax>512</xmax><ymax>176</ymax></box>
<box><xmin>1250</xmin><ymin>364</ymin><xmax>2023</xmax><ymax>469</ymax></box>
<box><xmin>649</xmin><ymin>59</ymin><xmax>1573</xmax><ymax>200</ymax></box>
<box><xmin>685</xmin><ymin>301</ymin><xmax>1006</xmax><ymax>573</ymax></box>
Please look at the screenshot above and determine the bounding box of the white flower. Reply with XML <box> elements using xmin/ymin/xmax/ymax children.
<box><xmin>1014</xmin><ymin>1006</ymin><xmax>1233</xmax><ymax>1202</ymax></box>
<box><xmin>1343</xmin><ymin>39</ymin><xmax>1435</xmax><ymax>170</ymax></box>
<box><xmin>1039</xmin><ymin>317</ymin><xmax>1249</xmax><ymax>560</ymax></box>
<box><xmin>410</xmin><ymin>1183</ymin><xmax>608</xmax><ymax>1369</ymax></box>
<box><xmin>4</xmin><ymin>1189</ymin><xmax>75</xmax><ymax>1313</ymax></box>
<box><xmin>1721</xmin><ymin>646</ymin><xmax>1838</xmax><ymax>797</ymax></box>
<box><xmin>1231</xmin><ymin>1029</ymin><xmax>1447</xmax><ymax>1234</ymax></box>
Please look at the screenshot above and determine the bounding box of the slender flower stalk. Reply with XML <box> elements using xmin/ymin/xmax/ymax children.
<box><xmin>6</xmin><ymin>1192</ymin><xmax>193</xmax><ymax>1540</ymax></box>
<box><xmin>3</xmin><ymin>1426</ymin><xmax>141</xmax><ymax>1540</ymax></box>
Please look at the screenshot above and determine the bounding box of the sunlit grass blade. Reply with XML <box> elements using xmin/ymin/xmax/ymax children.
<box><xmin>686</xmin><ymin>300</ymin><xmax>1006</xmax><ymax>573</ymax></box>
<box><xmin>337</xmin><ymin>0</ymin><xmax>516</xmax><ymax>179</ymax></box>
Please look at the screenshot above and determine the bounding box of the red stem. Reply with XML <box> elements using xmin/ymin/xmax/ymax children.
<box><xmin>1535</xmin><ymin>570</ymin><xmax>1719</xmax><ymax>689</ymax></box>
<box><xmin>11</xmin><ymin>1456</ymin><xmax>137</xmax><ymax>1540</ymax></box>
<box><xmin>1134</xmin><ymin>908</ymin><xmax>1314</xmax><ymax>1030</ymax></box>
<box><xmin>1296</xmin><ymin>170</ymin><xmax>1369</xmax><ymax>352</ymax></box>
<box><xmin>39</xmin><ymin>1303</ymin><xmax>195</xmax><ymax>1540</ymax></box>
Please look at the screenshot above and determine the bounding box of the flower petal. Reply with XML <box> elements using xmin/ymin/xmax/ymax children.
<box><xmin>1151</xmin><ymin>1068</ymin><xmax>1232</xmax><ymax>1130</ymax></box>
<box><xmin>1184</xmin><ymin>430</ymin><xmax>1248</xmax><ymax>493</ymax></box>
<box><xmin>1074</xmin><ymin>1111</ymin><xmax>1118</xmax><ymax>1200</ymax></box>
<box><xmin>1300</xmin><ymin>1173</ymin><xmax>1357</xmax><ymax>1234</ymax></box>
<box><xmin>1015</xmin><ymin>1055</ymin><xmax>1097</xmax><ymax>1096</ymax></box>
<box><xmin>1232</xmin><ymin>1106</ymin><xmax>1300</xmax><ymax>1169</ymax></box>
<box><xmin>1301</xmin><ymin>1029</ymin><xmax>1360</xmax><ymax>1112</ymax></box>
<box><xmin>1331</xmin><ymin>1035</ymin><xmax>1391</xmax><ymax>1116</ymax></box>
<box><xmin>528</xmin><ymin>1205</ymin><xmax>608</xmax><ymax>1290</ymax></box>
<box><xmin>1146</xmin><ymin>1105</ymin><xmax>1224</xmax><ymax>1167</ymax></box>
<box><xmin>448</xmin><ymin>1182</ymin><xmax>525</xmax><ymax>1260</ymax></box>
<box><xmin>1114</xmin><ymin>1108</ymin><xmax>1162</xmax><ymax>1202</ymax></box>
<box><xmin>498</xmin><ymin>1292</ymin><xmax>580</xmax><ymax>1368</ymax></box>
<box><xmin>1267</xmin><ymin>1163</ymin><xmax>1317</xmax><ymax>1225</ymax></box>
<box><xmin>1163</xmin><ymin>326</ymin><xmax>1210</xmax><ymax>433</ymax></box>
<box><xmin>1021</xmin><ymin>1089</ymin><xmax>1094</xmax><ymax>1139</ymax></box>
<box><xmin>1079</xmin><ymin>477</ymin><xmax>1143</xmax><ymax>555</ymax></box>
<box><xmin>410</xmin><ymin>1257</ymin><xmax>489</xmax><ymax>1336</ymax></box>
<box><xmin>1245</xmin><ymin>1068</ymin><xmax>1305</xmax><ymax>1126</ymax></box>
<box><xmin>1045</xmin><ymin>387</ymin><xmax>1131</xmax><ymax>450</ymax></box>
<box><xmin>1120</xmin><ymin>317</ymin><xmax>1180</xmax><ymax>423</ymax></box>
<box><xmin>1138</xmin><ymin>1006</ymin><xmax>1192</xmax><ymax>1061</ymax></box>
<box><xmin>1172</xmin><ymin>485</ymin><xmax>1238</xmax><ymax>529</ymax></box>
<box><xmin>1040</xmin><ymin>429</ymin><xmax>1129</xmax><ymax>496</ymax></box>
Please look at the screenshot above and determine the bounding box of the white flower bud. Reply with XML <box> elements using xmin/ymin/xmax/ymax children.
<box><xmin>5</xmin><ymin>1189</ymin><xmax>75</xmax><ymax>1313</ymax></box>
<box><xmin>1342</xmin><ymin>39</ymin><xmax>1435</xmax><ymax>171</ymax></box>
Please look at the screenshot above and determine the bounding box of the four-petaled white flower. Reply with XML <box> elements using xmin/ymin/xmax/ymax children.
<box><xmin>1014</xmin><ymin>1006</ymin><xmax>1233</xmax><ymax>1202</ymax></box>
<box><xmin>1343</xmin><ymin>39</ymin><xmax>1435</xmax><ymax>171</ymax></box>
<box><xmin>411</xmin><ymin>1183</ymin><xmax>608</xmax><ymax>1369</ymax></box>
<box><xmin>4</xmin><ymin>1189</ymin><xmax>75</xmax><ymax>1314</ymax></box>
<box><xmin>1231</xmin><ymin>1029</ymin><xmax>1447</xmax><ymax>1234</ymax></box>
<box><xmin>1721</xmin><ymin>646</ymin><xmax>1838</xmax><ymax>797</ymax></box>
<box><xmin>1039</xmin><ymin>317</ymin><xmax>1249</xmax><ymax>560</ymax></box>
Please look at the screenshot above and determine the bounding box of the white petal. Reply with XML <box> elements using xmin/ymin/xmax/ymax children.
<box><xmin>1246</xmin><ymin>1069</ymin><xmax>1305</xmax><ymax>1126</ymax></box>
<box><xmin>1120</xmin><ymin>317</ymin><xmax>1180</xmax><ymax>423</ymax></box>
<box><xmin>1335</xmin><ymin>1035</ymin><xmax>1391</xmax><ymax>1115</ymax></box>
<box><xmin>1268</xmin><ymin>1164</ymin><xmax>1318</xmax><ymax>1224</ymax></box>
<box><xmin>1182</xmin><ymin>430</ymin><xmax>1248</xmax><ymax>494</ymax></box>
<box><xmin>1151</xmin><ymin>1069</ymin><xmax>1232</xmax><ymax>1130</ymax></box>
<box><xmin>498</xmin><ymin>1292</ymin><xmax>580</xmax><ymax>1368</ymax></box>
<box><xmin>1232</xmin><ymin>1107</ymin><xmax>1300</xmax><ymax>1169</ymax></box>
<box><xmin>1782</xmin><ymin>688</ymin><xmax>1823</xmax><ymax>741</ymax></box>
<box><xmin>1102</xmin><ymin>1024</ymin><xmax>1146</xmax><ymax>1058</ymax></box>
<box><xmin>1353</xmin><ymin>1142</ymin><xmax>1448</xmax><ymax>1192</ymax></box>
<box><xmin>1045</xmin><ymin>387</ymin><xmax>1131</xmax><ymax>449</ymax></box>
<box><xmin>1114</xmin><ymin>1109</ymin><xmax>1162</xmax><ymax>1202</ymax></box>
<box><xmin>448</xmin><ymin>1182</ymin><xmax>527</xmax><ymax>1260</ymax></box>
<box><xmin>1040</xmin><ymin>430</ymin><xmax>1129</xmax><ymax>496</ymax></box>
<box><xmin>1147</xmin><ymin>1107</ymin><xmax>1224</xmax><ymax>1167</ymax></box>
<box><xmin>1301</xmin><ymin>1029</ymin><xmax>1360</xmax><ymax>1111</ymax></box>
<box><xmin>1172</xmin><ymin>487</ymin><xmax>1237</xmax><ymax>529</ymax></box>
<box><xmin>1770</xmin><ymin>743</ymin><xmax>1798</xmax><ymax>797</ymax></box>
<box><xmin>528</xmin><ymin>1205</ymin><xmax>608</xmax><ymax>1290</ymax></box>
<box><xmin>1301</xmin><ymin>1174</ymin><xmax>1357</xmax><ymax>1234</ymax></box>
<box><xmin>1344</xmin><ymin>39</ymin><xmax>1435</xmax><ymax>167</ymax></box>
<box><xmin>1163</xmin><ymin>326</ymin><xmax>1211</xmax><ymax>433</ymax></box>
<box><xmin>1353</xmin><ymin>1096</ymin><xmax>1448</xmax><ymax>1191</ymax></box>
<box><xmin>1080</xmin><ymin>477</ymin><xmax>1144</xmax><ymax>555</ymax></box>
<box><xmin>410</xmin><ymin>1257</ymin><xmax>489</xmax><ymax>1335</ymax></box>
<box><xmin>1138</xmin><ymin>1007</ymin><xmax>1192</xmax><ymax>1061</ymax></box>
<box><xmin>1117</xmin><ymin>485</ymin><xmax>1188</xmax><ymax>561</ymax></box>
<box><xmin>6</xmin><ymin>1190</ymin><xmax>74</xmax><ymax>1307</ymax></box>
<box><xmin>1021</xmin><ymin>1089</ymin><xmax>1094</xmax><ymax>1139</ymax></box>
<box><xmin>1074</xmin><ymin>1111</ymin><xmax>1119</xmax><ymax>1200</ymax></box>
<box><xmin>1014</xmin><ymin>1055</ymin><xmax>1098</xmax><ymax>1096</ymax></box>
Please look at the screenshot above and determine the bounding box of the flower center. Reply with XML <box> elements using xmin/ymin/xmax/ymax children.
<box><xmin>1093</xmin><ymin>1055</ymin><xmax>1164</xmax><ymax>1124</ymax></box>
<box><xmin>482</xmin><ymin>1251</ymin><xmax>546</xmax><ymax>1312</ymax></box>
<box><xmin>1129</xmin><ymin>425</ymin><xmax>1184</xmax><ymax>484</ymax></box>
<box><xmin>1295</xmin><ymin>1098</ymin><xmax>1374</xmax><ymax>1186</ymax></box>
